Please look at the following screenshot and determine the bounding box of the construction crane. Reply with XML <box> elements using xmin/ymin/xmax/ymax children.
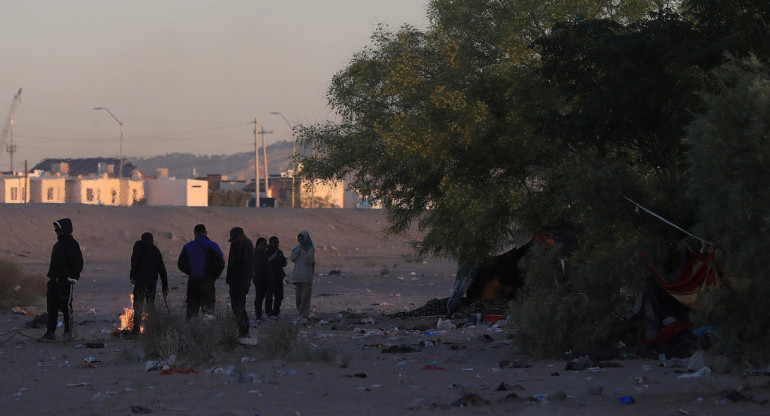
<box><xmin>0</xmin><ymin>88</ymin><xmax>22</xmax><ymax>172</ymax></box>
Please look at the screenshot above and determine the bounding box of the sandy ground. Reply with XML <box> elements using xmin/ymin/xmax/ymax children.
<box><xmin>1</xmin><ymin>204</ymin><xmax>768</xmax><ymax>415</ymax></box>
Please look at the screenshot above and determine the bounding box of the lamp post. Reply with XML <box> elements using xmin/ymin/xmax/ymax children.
<box><xmin>270</xmin><ymin>111</ymin><xmax>296</xmax><ymax>208</ymax></box>
<box><xmin>94</xmin><ymin>107</ymin><xmax>124</xmax><ymax>178</ymax></box>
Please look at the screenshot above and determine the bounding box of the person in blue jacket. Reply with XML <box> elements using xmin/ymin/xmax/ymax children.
<box><xmin>177</xmin><ymin>224</ymin><xmax>225</xmax><ymax>319</ymax></box>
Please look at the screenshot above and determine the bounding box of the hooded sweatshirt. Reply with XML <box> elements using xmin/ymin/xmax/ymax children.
<box><xmin>130</xmin><ymin>232</ymin><xmax>169</xmax><ymax>290</ymax></box>
<box><xmin>47</xmin><ymin>218</ymin><xmax>84</xmax><ymax>281</ymax></box>
<box><xmin>290</xmin><ymin>230</ymin><xmax>315</xmax><ymax>284</ymax></box>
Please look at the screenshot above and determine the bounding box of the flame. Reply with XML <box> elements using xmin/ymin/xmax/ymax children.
<box><xmin>118</xmin><ymin>294</ymin><xmax>147</xmax><ymax>333</ymax></box>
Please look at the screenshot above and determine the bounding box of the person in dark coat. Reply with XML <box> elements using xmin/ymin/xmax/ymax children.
<box><xmin>264</xmin><ymin>236</ymin><xmax>287</xmax><ymax>319</ymax></box>
<box><xmin>252</xmin><ymin>237</ymin><xmax>271</xmax><ymax>320</ymax></box>
<box><xmin>129</xmin><ymin>232</ymin><xmax>169</xmax><ymax>337</ymax></box>
<box><xmin>42</xmin><ymin>218</ymin><xmax>84</xmax><ymax>342</ymax></box>
<box><xmin>226</xmin><ymin>227</ymin><xmax>254</xmax><ymax>337</ymax></box>
<box><xmin>177</xmin><ymin>224</ymin><xmax>225</xmax><ymax>319</ymax></box>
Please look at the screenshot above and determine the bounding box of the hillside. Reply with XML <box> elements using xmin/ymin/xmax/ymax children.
<box><xmin>129</xmin><ymin>140</ymin><xmax>293</xmax><ymax>179</ymax></box>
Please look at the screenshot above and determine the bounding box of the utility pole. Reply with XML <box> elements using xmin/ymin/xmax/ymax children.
<box><xmin>2</xmin><ymin>88</ymin><xmax>22</xmax><ymax>172</ymax></box>
<box><xmin>259</xmin><ymin>127</ymin><xmax>273</xmax><ymax>204</ymax></box>
<box><xmin>253</xmin><ymin>118</ymin><xmax>260</xmax><ymax>208</ymax></box>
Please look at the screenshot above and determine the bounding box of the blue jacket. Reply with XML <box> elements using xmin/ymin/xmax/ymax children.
<box><xmin>178</xmin><ymin>235</ymin><xmax>224</xmax><ymax>279</ymax></box>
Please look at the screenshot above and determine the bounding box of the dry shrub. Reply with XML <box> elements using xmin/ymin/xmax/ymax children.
<box><xmin>140</xmin><ymin>306</ymin><xmax>239</xmax><ymax>364</ymax></box>
<box><xmin>0</xmin><ymin>256</ymin><xmax>46</xmax><ymax>310</ymax></box>
<box><xmin>258</xmin><ymin>321</ymin><xmax>337</xmax><ymax>362</ymax></box>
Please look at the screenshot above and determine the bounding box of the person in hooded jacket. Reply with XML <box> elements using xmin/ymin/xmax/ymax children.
<box><xmin>129</xmin><ymin>232</ymin><xmax>169</xmax><ymax>337</ymax></box>
<box><xmin>264</xmin><ymin>236</ymin><xmax>287</xmax><ymax>319</ymax></box>
<box><xmin>290</xmin><ymin>230</ymin><xmax>315</xmax><ymax>319</ymax></box>
<box><xmin>226</xmin><ymin>227</ymin><xmax>254</xmax><ymax>337</ymax></box>
<box><xmin>41</xmin><ymin>218</ymin><xmax>84</xmax><ymax>342</ymax></box>
<box><xmin>177</xmin><ymin>224</ymin><xmax>225</xmax><ymax>319</ymax></box>
<box><xmin>252</xmin><ymin>237</ymin><xmax>272</xmax><ymax>320</ymax></box>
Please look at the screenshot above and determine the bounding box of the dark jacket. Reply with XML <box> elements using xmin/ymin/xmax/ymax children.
<box><xmin>178</xmin><ymin>235</ymin><xmax>224</xmax><ymax>279</ymax></box>
<box><xmin>130</xmin><ymin>233</ymin><xmax>168</xmax><ymax>291</ymax></box>
<box><xmin>254</xmin><ymin>247</ymin><xmax>271</xmax><ymax>283</ymax></box>
<box><xmin>47</xmin><ymin>218</ymin><xmax>83</xmax><ymax>282</ymax></box>
<box><xmin>266</xmin><ymin>246</ymin><xmax>287</xmax><ymax>281</ymax></box>
<box><xmin>226</xmin><ymin>238</ymin><xmax>254</xmax><ymax>287</ymax></box>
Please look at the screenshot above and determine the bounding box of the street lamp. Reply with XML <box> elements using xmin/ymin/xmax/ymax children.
<box><xmin>270</xmin><ymin>111</ymin><xmax>296</xmax><ymax>208</ymax></box>
<box><xmin>94</xmin><ymin>107</ymin><xmax>124</xmax><ymax>178</ymax></box>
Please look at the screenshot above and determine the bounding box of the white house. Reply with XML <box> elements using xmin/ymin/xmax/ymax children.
<box><xmin>66</xmin><ymin>175</ymin><xmax>122</xmax><ymax>206</ymax></box>
<box><xmin>120</xmin><ymin>179</ymin><xmax>145</xmax><ymax>206</ymax></box>
<box><xmin>0</xmin><ymin>174</ymin><xmax>30</xmax><ymax>203</ymax></box>
<box><xmin>144</xmin><ymin>178</ymin><xmax>208</xmax><ymax>206</ymax></box>
<box><xmin>29</xmin><ymin>176</ymin><xmax>66</xmax><ymax>203</ymax></box>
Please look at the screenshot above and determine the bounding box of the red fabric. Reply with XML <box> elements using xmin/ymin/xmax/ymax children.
<box><xmin>482</xmin><ymin>315</ymin><xmax>504</xmax><ymax>323</ymax></box>
<box><xmin>160</xmin><ymin>367</ymin><xmax>199</xmax><ymax>375</ymax></box>
<box><xmin>647</xmin><ymin>320</ymin><xmax>690</xmax><ymax>346</ymax></box>
<box><xmin>421</xmin><ymin>365</ymin><xmax>447</xmax><ymax>370</ymax></box>
<box><xmin>639</xmin><ymin>249</ymin><xmax>732</xmax><ymax>309</ymax></box>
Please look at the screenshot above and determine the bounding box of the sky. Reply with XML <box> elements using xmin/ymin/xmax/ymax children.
<box><xmin>0</xmin><ymin>0</ymin><xmax>430</xmax><ymax>171</ymax></box>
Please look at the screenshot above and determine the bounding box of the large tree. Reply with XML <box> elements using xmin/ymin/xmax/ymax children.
<box><xmin>298</xmin><ymin>0</ymin><xmax>663</xmax><ymax>263</ymax></box>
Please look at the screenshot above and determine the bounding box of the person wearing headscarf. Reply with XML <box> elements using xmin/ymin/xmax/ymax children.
<box><xmin>129</xmin><ymin>232</ymin><xmax>168</xmax><ymax>337</ymax></box>
<box><xmin>290</xmin><ymin>230</ymin><xmax>315</xmax><ymax>319</ymax></box>
<box><xmin>42</xmin><ymin>218</ymin><xmax>83</xmax><ymax>342</ymax></box>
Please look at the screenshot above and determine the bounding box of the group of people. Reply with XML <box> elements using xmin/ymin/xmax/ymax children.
<box><xmin>40</xmin><ymin>217</ymin><xmax>316</xmax><ymax>342</ymax></box>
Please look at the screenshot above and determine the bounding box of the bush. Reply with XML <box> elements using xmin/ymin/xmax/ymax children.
<box><xmin>257</xmin><ymin>320</ymin><xmax>337</xmax><ymax>362</ymax></box>
<box><xmin>140</xmin><ymin>306</ymin><xmax>239</xmax><ymax>364</ymax></box>
<box><xmin>0</xmin><ymin>256</ymin><xmax>46</xmax><ymax>310</ymax></box>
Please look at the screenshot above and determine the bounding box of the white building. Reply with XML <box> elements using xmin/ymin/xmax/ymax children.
<box><xmin>144</xmin><ymin>178</ymin><xmax>208</xmax><ymax>206</ymax></box>
<box><xmin>66</xmin><ymin>175</ymin><xmax>122</xmax><ymax>205</ymax></box>
<box><xmin>29</xmin><ymin>176</ymin><xmax>66</xmax><ymax>203</ymax></box>
<box><xmin>120</xmin><ymin>178</ymin><xmax>145</xmax><ymax>206</ymax></box>
<box><xmin>0</xmin><ymin>174</ymin><xmax>30</xmax><ymax>203</ymax></box>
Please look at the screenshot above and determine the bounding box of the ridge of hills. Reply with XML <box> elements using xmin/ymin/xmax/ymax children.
<box><xmin>129</xmin><ymin>140</ymin><xmax>293</xmax><ymax>180</ymax></box>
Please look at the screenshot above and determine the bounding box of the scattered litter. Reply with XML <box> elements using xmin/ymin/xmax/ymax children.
<box><xmin>130</xmin><ymin>404</ymin><xmax>153</xmax><ymax>413</ymax></box>
<box><xmin>618</xmin><ymin>396</ymin><xmax>635</xmax><ymax>405</ymax></box>
<box><xmin>422</xmin><ymin>365</ymin><xmax>447</xmax><ymax>371</ymax></box>
<box><xmin>343</xmin><ymin>373</ymin><xmax>367</xmax><ymax>378</ymax></box>
<box><xmin>239</xmin><ymin>337</ymin><xmax>258</xmax><ymax>346</ymax></box>
<box><xmin>66</xmin><ymin>382</ymin><xmax>91</xmax><ymax>387</ymax></box>
<box><xmin>499</xmin><ymin>360</ymin><xmax>532</xmax><ymax>369</ymax></box>
<box><xmin>381</xmin><ymin>345</ymin><xmax>415</xmax><ymax>354</ymax></box>
<box><xmin>241</xmin><ymin>356</ymin><xmax>258</xmax><ymax>363</ymax></box>
<box><xmin>678</xmin><ymin>367</ymin><xmax>711</xmax><ymax>379</ymax></box>
<box><xmin>451</xmin><ymin>393</ymin><xmax>489</xmax><ymax>407</ymax></box>
<box><xmin>436</xmin><ymin>318</ymin><xmax>456</xmax><ymax>330</ymax></box>
<box><xmin>276</xmin><ymin>369</ymin><xmax>297</xmax><ymax>375</ymax></box>
<box><xmin>82</xmin><ymin>357</ymin><xmax>100</xmax><ymax>368</ymax></box>
<box><xmin>159</xmin><ymin>367</ymin><xmax>198</xmax><ymax>375</ymax></box>
<box><xmin>396</xmin><ymin>361</ymin><xmax>406</xmax><ymax>370</ymax></box>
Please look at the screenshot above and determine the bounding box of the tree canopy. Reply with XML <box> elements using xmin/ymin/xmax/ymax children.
<box><xmin>297</xmin><ymin>0</ymin><xmax>770</xmax><ymax>355</ymax></box>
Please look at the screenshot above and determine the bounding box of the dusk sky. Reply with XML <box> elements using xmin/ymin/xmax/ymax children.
<box><xmin>0</xmin><ymin>1</ymin><xmax>430</xmax><ymax>171</ymax></box>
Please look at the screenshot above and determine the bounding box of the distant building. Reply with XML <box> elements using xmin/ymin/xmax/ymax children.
<box><xmin>66</xmin><ymin>175</ymin><xmax>122</xmax><ymax>205</ymax></box>
<box><xmin>0</xmin><ymin>173</ymin><xmax>29</xmax><ymax>203</ymax></box>
<box><xmin>144</xmin><ymin>177</ymin><xmax>208</xmax><ymax>206</ymax></box>
<box><xmin>32</xmin><ymin>157</ymin><xmax>138</xmax><ymax>178</ymax></box>
<box><xmin>29</xmin><ymin>175</ymin><xmax>66</xmax><ymax>203</ymax></box>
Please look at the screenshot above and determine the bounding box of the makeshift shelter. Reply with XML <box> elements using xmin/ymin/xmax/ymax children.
<box><xmin>447</xmin><ymin>226</ymin><xmax>582</xmax><ymax>316</ymax></box>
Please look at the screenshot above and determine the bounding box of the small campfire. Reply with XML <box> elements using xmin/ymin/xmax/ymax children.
<box><xmin>112</xmin><ymin>294</ymin><xmax>145</xmax><ymax>338</ymax></box>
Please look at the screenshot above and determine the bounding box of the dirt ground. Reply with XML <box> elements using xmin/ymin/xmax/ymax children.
<box><xmin>1</xmin><ymin>204</ymin><xmax>768</xmax><ymax>415</ymax></box>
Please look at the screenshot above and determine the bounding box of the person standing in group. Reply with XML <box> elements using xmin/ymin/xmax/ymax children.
<box><xmin>290</xmin><ymin>230</ymin><xmax>315</xmax><ymax>319</ymax></box>
<box><xmin>177</xmin><ymin>224</ymin><xmax>225</xmax><ymax>319</ymax></box>
<box><xmin>252</xmin><ymin>237</ymin><xmax>271</xmax><ymax>321</ymax></box>
<box><xmin>225</xmin><ymin>227</ymin><xmax>254</xmax><ymax>338</ymax></box>
<box><xmin>129</xmin><ymin>232</ymin><xmax>169</xmax><ymax>338</ymax></box>
<box><xmin>265</xmin><ymin>236</ymin><xmax>287</xmax><ymax>320</ymax></box>
<box><xmin>41</xmin><ymin>218</ymin><xmax>84</xmax><ymax>342</ymax></box>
